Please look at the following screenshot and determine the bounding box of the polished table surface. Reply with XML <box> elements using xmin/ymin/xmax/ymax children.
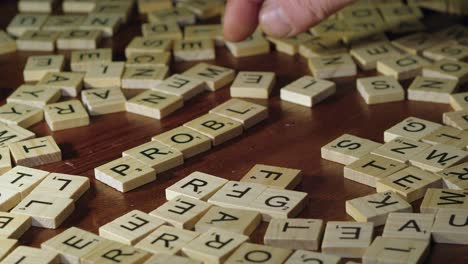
<box><xmin>0</xmin><ymin>0</ymin><xmax>467</xmax><ymax>262</ymax></box>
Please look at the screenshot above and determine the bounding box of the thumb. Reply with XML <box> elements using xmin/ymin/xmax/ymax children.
<box><xmin>259</xmin><ymin>0</ymin><xmax>355</xmax><ymax>38</ymax></box>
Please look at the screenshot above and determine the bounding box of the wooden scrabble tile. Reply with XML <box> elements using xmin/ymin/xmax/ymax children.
<box><xmin>264</xmin><ymin>218</ymin><xmax>323</xmax><ymax>251</ymax></box>
<box><xmin>0</xmin><ymin>30</ymin><xmax>16</xmax><ymax>55</ymax></box>
<box><xmin>41</xmin><ymin>227</ymin><xmax>104</xmax><ymax>263</ymax></box>
<box><xmin>249</xmin><ymin>188</ymin><xmax>308</xmax><ymax>221</ymax></box>
<box><xmin>184</xmin><ymin>24</ymin><xmax>223</xmax><ymax>45</ymax></box>
<box><xmin>377</xmin><ymin>54</ymin><xmax>430</xmax><ymax>80</ymax></box>
<box><xmin>379</xmin><ymin>4</ymin><xmax>423</xmax><ymax>21</ymax></box>
<box><xmin>18</xmin><ymin>0</ymin><xmax>56</xmax><ymax>13</ymax></box>
<box><xmin>0</xmin><ymin>147</ymin><xmax>12</xmax><ymax>174</ymax></box>
<box><xmin>437</xmin><ymin>161</ymin><xmax>468</xmax><ymax>189</ymax></box>
<box><xmin>346</xmin><ymin>191</ymin><xmax>412</xmax><ymax>226</ymax></box>
<box><xmin>423</xmin><ymin>59</ymin><xmax>468</xmax><ymax>85</ymax></box>
<box><xmin>384</xmin><ymin>117</ymin><xmax>442</xmax><ymax>142</ymax></box>
<box><xmin>308</xmin><ymin>54</ymin><xmax>357</xmax><ymax>79</ymax></box>
<box><xmin>350</xmin><ymin>41</ymin><xmax>401</xmax><ymax>70</ymax></box>
<box><xmin>37</xmin><ymin>72</ymin><xmax>84</xmax><ymax>97</ymax></box>
<box><xmin>408</xmin><ymin>76</ymin><xmax>459</xmax><ymax>103</ymax></box>
<box><xmin>184</xmin><ymin>113</ymin><xmax>243</xmax><ymax>146</ymax></box>
<box><xmin>181</xmin><ymin>228</ymin><xmax>248</xmax><ymax>264</ymax></box>
<box><xmin>122</xmin><ymin>66</ymin><xmax>169</xmax><ymax>90</ymax></box>
<box><xmin>363</xmin><ymin>236</ymin><xmax>429</xmax><ymax>264</ymax></box>
<box><xmin>6</xmin><ymin>14</ymin><xmax>48</xmax><ymax>37</ymax></box>
<box><xmin>11</xmin><ymin>193</ymin><xmax>74</xmax><ymax>229</ymax></box>
<box><xmin>423</xmin><ymin>41</ymin><xmax>468</xmax><ymax>61</ymax></box>
<box><xmin>382</xmin><ymin>212</ymin><xmax>435</xmax><ymax>241</ymax></box>
<box><xmin>0</xmin><ymin>238</ymin><xmax>17</xmax><ymax>260</ymax></box>
<box><xmin>321</xmin><ymin>221</ymin><xmax>374</xmax><ymax>258</ymax></box>
<box><xmin>142</xmin><ymin>22</ymin><xmax>183</xmax><ymax>39</ymax></box>
<box><xmin>7</xmin><ymin>84</ymin><xmax>60</xmax><ymax>108</ymax></box>
<box><xmin>79</xmin><ymin>14</ymin><xmax>121</xmax><ymax>37</ymax></box>
<box><xmin>357</xmin><ymin>75</ymin><xmax>405</xmax><ymax>104</ymax></box>
<box><xmin>409</xmin><ymin>144</ymin><xmax>468</xmax><ymax>172</ymax></box>
<box><xmin>422</xmin><ymin>126</ymin><xmax>468</xmax><ymax>148</ymax></box>
<box><xmin>224</xmin><ymin>242</ymin><xmax>292</xmax><ymax>264</ymax></box>
<box><xmin>432</xmin><ymin>209</ymin><xmax>468</xmax><ymax>244</ymax></box>
<box><xmin>99</xmin><ymin>210</ymin><xmax>165</xmax><ymax>245</ymax></box>
<box><xmin>389</xmin><ymin>19</ymin><xmax>426</xmax><ymax>35</ymax></box>
<box><xmin>152</xmin><ymin>74</ymin><xmax>204</xmax><ymax>101</ymax></box>
<box><xmin>284</xmin><ymin>250</ymin><xmax>341</xmax><ymax>264</ymax></box>
<box><xmin>148</xmin><ymin>7</ymin><xmax>196</xmax><ymax>26</ymax></box>
<box><xmin>183</xmin><ymin>63</ymin><xmax>235</xmax><ymax>92</ymax></box>
<box><xmin>194</xmin><ymin>206</ymin><xmax>261</xmax><ymax>235</ymax></box>
<box><xmin>166</xmin><ymin>171</ymin><xmax>227</xmax><ymax>200</ymax></box>
<box><xmin>443</xmin><ymin>110</ymin><xmax>468</xmax><ymax>130</ymax></box>
<box><xmin>136</xmin><ymin>225</ymin><xmax>199</xmax><ymax>255</ymax></box>
<box><xmin>0</xmin><ymin>103</ymin><xmax>43</xmax><ymax>129</ymax></box>
<box><xmin>299</xmin><ymin>37</ymin><xmax>347</xmax><ymax>59</ymax></box>
<box><xmin>16</xmin><ymin>30</ymin><xmax>59</xmax><ymax>52</ymax></box>
<box><xmin>280</xmin><ymin>76</ymin><xmax>336</xmax><ymax>107</ymax></box>
<box><xmin>268</xmin><ymin>33</ymin><xmax>314</xmax><ymax>55</ymax></box>
<box><xmin>125</xmin><ymin>37</ymin><xmax>171</xmax><ymax>58</ymax></box>
<box><xmin>209</xmin><ymin>102</ymin><xmax>264</xmax><ymax>132</ymax></box>
<box><xmin>81</xmin><ymin>88</ymin><xmax>126</xmax><ymax>116</ymax></box>
<box><xmin>90</xmin><ymin>2</ymin><xmax>132</xmax><ymax>23</ymax></box>
<box><xmin>0</xmin><ymin>187</ymin><xmax>21</xmax><ymax>212</ymax></box>
<box><xmin>1</xmin><ymin>245</ymin><xmax>59</xmax><ymax>263</ymax></box>
<box><xmin>31</xmin><ymin>172</ymin><xmax>90</xmax><ymax>201</ymax></box>
<box><xmin>420</xmin><ymin>188</ymin><xmax>468</xmax><ymax>213</ymax></box>
<box><xmin>123</xmin><ymin>141</ymin><xmax>183</xmax><ymax>173</ymax></box>
<box><xmin>310</xmin><ymin>19</ymin><xmax>349</xmax><ymax>38</ymax></box>
<box><xmin>94</xmin><ymin>156</ymin><xmax>156</xmax><ymax>192</ymax></box>
<box><xmin>176</xmin><ymin>0</ymin><xmax>222</xmax><ymax>19</ymax></box>
<box><xmin>56</xmin><ymin>29</ymin><xmax>101</xmax><ymax>50</ymax></box>
<box><xmin>173</xmin><ymin>39</ymin><xmax>215</xmax><ymax>61</ymax></box>
<box><xmin>150</xmin><ymin>195</ymin><xmax>212</xmax><ymax>229</ymax></box>
<box><xmin>23</xmin><ymin>55</ymin><xmax>64</xmax><ymax>82</ymax></box>
<box><xmin>42</xmin><ymin>15</ymin><xmax>85</xmax><ymax>32</ymax></box>
<box><xmin>84</xmin><ymin>62</ymin><xmax>125</xmax><ymax>89</ymax></box>
<box><xmin>126</xmin><ymin>90</ymin><xmax>183</xmax><ymax>119</ymax></box>
<box><xmin>152</xmin><ymin>126</ymin><xmax>211</xmax><ymax>159</ymax></box>
<box><xmin>240</xmin><ymin>164</ymin><xmax>302</xmax><ymax>189</ymax></box>
<box><xmin>225</xmin><ymin>30</ymin><xmax>270</xmax><ymax>58</ymax></box>
<box><xmin>207</xmin><ymin>181</ymin><xmax>267</xmax><ymax>209</ymax></box>
<box><xmin>8</xmin><ymin>136</ymin><xmax>61</xmax><ymax>167</ymax></box>
<box><xmin>138</xmin><ymin>0</ymin><xmax>172</xmax><ymax>13</ymax></box>
<box><xmin>372</xmin><ymin>137</ymin><xmax>431</xmax><ymax>163</ymax></box>
<box><xmin>144</xmin><ymin>254</ymin><xmax>202</xmax><ymax>264</ymax></box>
<box><xmin>62</xmin><ymin>0</ymin><xmax>96</xmax><ymax>13</ymax></box>
<box><xmin>70</xmin><ymin>49</ymin><xmax>113</xmax><ymax>72</ymax></box>
<box><xmin>80</xmin><ymin>240</ymin><xmax>151</xmax><ymax>264</ymax></box>
<box><xmin>0</xmin><ymin>212</ymin><xmax>31</xmax><ymax>239</ymax></box>
<box><xmin>230</xmin><ymin>72</ymin><xmax>275</xmax><ymax>99</ymax></box>
<box><xmin>44</xmin><ymin>100</ymin><xmax>90</xmax><ymax>131</ymax></box>
<box><xmin>392</xmin><ymin>33</ymin><xmax>440</xmax><ymax>55</ymax></box>
<box><xmin>321</xmin><ymin>134</ymin><xmax>382</xmax><ymax>165</ymax></box>
<box><xmin>0</xmin><ymin>166</ymin><xmax>49</xmax><ymax>199</ymax></box>
<box><xmin>344</xmin><ymin>154</ymin><xmax>408</xmax><ymax>188</ymax></box>
<box><xmin>450</xmin><ymin>92</ymin><xmax>468</xmax><ymax>110</ymax></box>
<box><xmin>339</xmin><ymin>5</ymin><xmax>381</xmax><ymax>21</ymax></box>
<box><xmin>126</xmin><ymin>52</ymin><xmax>171</xmax><ymax>68</ymax></box>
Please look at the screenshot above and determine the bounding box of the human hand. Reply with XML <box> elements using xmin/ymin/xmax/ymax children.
<box><xmin>223</xmin><ymin>0</ymin><xmax>356</xmax><ymax>41</ymax></box>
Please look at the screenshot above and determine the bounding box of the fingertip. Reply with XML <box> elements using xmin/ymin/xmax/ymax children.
<box><xmin>223</xmin><ymin>0</ymin><xmax>263</xmax><ymax>42</ymax></box>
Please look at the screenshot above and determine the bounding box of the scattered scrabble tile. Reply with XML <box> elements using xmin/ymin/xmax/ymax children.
<box><xmin>56</xmin><ymin>29</ymin><xmax>101</xmax><ymax>50</ymax></box>
<box><xmin>142</xmin><ymin>22</ymin><xmax>183</xmax><ymax>39</ymax></box>
<box><xmin>346</xmin><ymin>191</ymin><xmax>412</xmax><ymax>226</ymax></box>
<box><xmin>0</xmin><ymin>238</ymin><xmax>17</xmax><ymax>260</ymax></box>
<box><xmin>224</xmin><ymin>242</ymin><xmax>292</xmax><ymax>264</ymax></box>
<box><xmin>123</xmin><ymin>140</ymin><xmax>183</xmax><ymax>173</ymax></box>
<box><xmin>126</xmin><ymin>90</ymin><xmax>183</xmax><ymax>119</ymax></box>
<box><xmin>91</xmin><ymin>1</ymin><xmax>132</xmax><ymax>23</ymax></box>
<box><xmin>126</xmin><ymin>52</ymin><xmax>171</xmax><ymax>67</ymax></box>
<box><xmin>122</xmin><ymin>66</ymin><xmax>169</xmax><ymax>90</ymax></box>
<box><xmin>0</xmin><ymin>212</ymin><xmax>31</xmax><ymax>239</ymax></box>
<box><xmin>144</xmin><ymin>254</ymin><xmax>202</xmax><ymax>264</ymax></box>
<box><xmin>0</xmin><ymin>30</ymin><xmax>16</xmax><ymax>55</ymax></box>
<box><xmin>264</xmin><ymin>218</ymin><xmax>324</xmax><ymax>251</ymax></box>
<box><xmin>62</xmin><ymin>0</ymin><xmax>96</xmax><ymax>13</ymax></box>
<box><xmin>135</xmin><ymin>225</ymin><xmax>200</xmax><ymax>255</ymax></box>
<box><xmin>225</xmin><ymin>30</ymin><xmax>270</xmax><ymax>58</ymax></box>
<box><xmin>152</xmin><ymin>74</ymin><xmax>205</xmax><ymax>101</ymax></box>
<box><xmin>344</xmin><ymin>154</ymin><xmax>408</xmax><ymax>187</ymax></box>
<box><xmin>382</xmin><ymin>212</ymin><xmax>435</xmax><ymax>241</ymax></box>
<box><xmin>384</xmin><ymin>117</ymin><xmax>442</xmax><ymax>142</ymax></box>
<box><xmin>450</xmin><ymin>92</ymin><xmax>468</xmax><ymax>110</ymax></box>
<box><xmin>209</xmin><ymin>99</ymin><xmax>267</xmax><ymax>130</ymax></box>
<box><xmin>18</xmin><ymin>0</ymin><xmax>55</xmax><ymax>13</ymax></box>
<box><xmin>409</xmin><ymin>143</ymin><xmax>468</xmax><ymax>172</ymax></box>
<box><xmin>44</xmin><ymin>100</ymin><xmax>90</xmax><ymax>131</ymax></box>
<box><xmin>443</xmin><ymin>110</ymin><xmax>468</xmax><ymax>130</ymax></box>
<box><xmin>392</xmin><ymin>33</ymin><xmax>440</xmax><ymax>55</ymax></box>
<box><xmin>166</xmin><ymin>171</ymin><xmax>228</xmax><ymax>200</ymax></box>
<box><xmin>299</xmin><ymin>37</ymin><xmax>347</xmax><ymax>58</ymax></box>
<box><xmin>94</xmin><ymin>156</ymin><xmax>156</xmax><ymax>192</ymax></box>
<box><xmin>207</xmin><ymin>181</ymin><xmax>267</xmax><ymax>210</ymax></box>
<box><xmin>379</xmin><ymin>4</ymin><xmax>423</xmax><ymax>21</ymax></box>
<box><xmin>240</xmin><ymin>164</ymin><xmax>302</xmax><ymax>189</ymax></box>
<box><xmin>0</xmin><ymin>187</ymin><xmax>21</xmax><ymax>212</ymax></box>
<box><xmin>377</xmin><ymin>54</ymin><xmax>430</xmax><ymax>80</ymax></box>
<box><xmin>7</xmin><ymin>84</ymin><xmax>61</xmax><ymax>108</ymax></box>
<box><xmin>423</xmin><ymin>41</ymin><xmax>468</xmax><ymax>61</ymax></box>
<box><xmin>308</xmin><ymin>54</ymin><xmax>357</xmax><ymax>79</ymax></box>
<box><xmin>350</xmin><ymin>41</ymin><xmax>402</xmax><ymax>70</ymax></box>
<box><xmin>321</xmin><ymin>134</ymin><xmax>382</xmax><ymax>165</ymax></box>
<box><xmin>99</xmin><ymin>210</ymin><xmax>165</xmax><ymax>245</ymax></box>
<box><xmin>138</xmin><ymin>0</ymin><xmax>172</xmax><ymax>14</ymax></box>
<box><xmin>84</xmin><ymin>62</ymin><xmax>125</xmax><ymax>89</ymax></box>
<box><xmin>11</xmin><ymin>193</ymin><xmax>74</xmax><ymax>229</ymax></box>
<box><xmin>423</xmin><ymin>59</ymin><xmax>468</xmax><ymax>84</ymax></box>
<box><xmin>31</xmin><ymin>172</ymin><xmax>90</xmax><ymax>201</ymax></box>
<box><xmin>0</xmin><ymin>123</ymin><xmax>35</xmax><ymax>148</ymax></box>
<box><xmin>176</xmin><ymin>0</ymin><xmax>223</xmax><ymax>19</ymax></box>
<box><xmin>280</xmin><ymin>76</ymin><xmax>336</xmax><ymax>107</ymax></box>
<box><xmin>149</xmin><ymin>195</ymin><xmax>212</xmax><ymax>229</ymax></box>
<box><xmin>422</xmin><ymin>126</ymin><xmax>468</xmax><ymax>148</ymax></box>
<box><xmin>183</xmin><ymin>63</ymin><xmax>235</xmax><ymax>91</ymax></box>
<box><xmin>371</xmin><ymin>137</ymin><xmax>431</xmax><ymax>163</ymax></box>
<box><xmin>420</xmin><ymin>188</ymin><xmax>468</xmax><ymax>213</ymax></box>
<box><xmin>184</xmin><ymin>24</ymin><xmax>224</xmax><ymax>45</ymax></box>
<box><xmin>284</xmin><ymin>250</ymin><xmax>341</xmax><ymax>264</ymax></box>
<box><xmin>148</xmin><ymin>7</ymin><xmax>196</xmax><ymax>26</ymax></box>
<box><xmin>230</xmin><ymin>72</ymin><xmax>276</xmax><ymax>99</ymax></box>
<box><xmin>80</xmin><ymin>240</ymin><xmax>151</xmax><ymax>264</ymax></box>
<box><xmin>173</xmin><ymin>39</ymin><xmax>215</xmax><ymax>61</ymax></box>
<box><xmin>268</xmin><ymin>33</ymin><xmax>314</xmax><ymax>55</ymax></box>
<box><xmin>357</xmin><ymin>76</ymin><xmax>405</xmax><ymax>104</ymax></box>
<box><xmin>184</xmin><ymin>113</ymin><xmax>243</xmax><ymax>146</ymax></box>
<box><xmin>6</xmin><ymin>14</ymin><xmax>48</xmax><ymax>37</ymax></box>
<box><xmin>37</xmin><ymin>72</ymin><xmax>84</xmax><ymax>97</ymax></box>
<box><xmin>432</xmin><ymin>209</ymin><xmax>468</xmax><ymax>245</ymax></box>
<box><xmin>321</xmin><ymin>221</ymin><xmax>374</xmax><ymax>258</ymax></box>
<box><xmin>152</xmin><ymin>126</ymin><xmax>212</xmax><ymax>159</ymax></box>
<box><xmin>8</xmin><ymin>136</ymin><xmax>61</xmax><ymax>167</ymax></box>
<box><xmin>81</xmin><ymin>88</ymin><xmax>126</xmax><ymax>116</ymax></box>
<box><xmin>0</xmin><ymin>166</ymin><xmax>49</xmax><ymax>199</ymax></box>
<box><xmin>194</xmin><ymin>206</ymin><xmax>261</xmax><ymax>235</ymax></box>
<box><xmin>249</xmin><ymin>188</ymin><xmax>308</xmax><ymax>221</ymax></box>
<box><xmin>79</xmin><ymin>14</ymin><xmax>121</xmax><ymax>37</ymax></box>
<box><xmin>125</xmin><ymin>37</ymin><xmax>171</xmax><ymax>58</ymax></box>
<box><xmin>0</xmin><ymin>103</ymin><xmax>43</xmax><ymax>128</ymax></box>
<box><xmin>310</xmin><ymin>19</ymin><xmax>349</xmax><ymax>38</ymax></box>
<box><xmin>363</xmin><ymin>236</ymin><xmax>429</xmax><ymax>264</ymax></box>
<box><xmin>437</xmin><ymin>161</ymin><xmax>468</xmax><ymax>189</ymax></box>
<box><xmin>408</xmin><ymin>76</ymin><xmax>459</xmax><ymax>103</ymax></box>
<box><xmin>0</xmin><ymin>147</ymin><xmax>12</xmax><ymax>174</ymax></box>
<box><xmin>2</xmin><ymin>245</ymin><xmax>59</xmax><ymax>263</ymax></box>
<box><xmin>70</xmin><ymin>48</ymin><xmax>113</xmax><ymax>72</ymax></box>
<box><xmin>16</xmin><ymin>30</ymin><xmax>60</xmax><ymax>52</ymax></box>
<box><xmin>23</xmin><ymin>55</ymin><xmax>64</xmax><ymax>82</ymax></box>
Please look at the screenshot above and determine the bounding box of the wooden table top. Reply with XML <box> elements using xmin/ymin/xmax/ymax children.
<box><xmin>1</xmin><ymin>1</ymin><xmax>467</xmax><ymax>263</ymax></box>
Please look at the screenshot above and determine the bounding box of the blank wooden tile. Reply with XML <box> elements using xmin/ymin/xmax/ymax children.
<box><xmin>11</xmin><ymin>193</ymin><xmax>74</xmax><ymax>229</ymax></box>
<box><xmin>123</xmin><ymin>141</ymin><xmax>183</xmax><ymax>173</ymax></box>
<box><xmin>122</xmin><ymin>66</ymin><xmax>169</xmax><ymax>90</ymax></box>
<box><xmin>126</xmin><ymin>52</ymin><xmax>171</xmax><ymax>68</ymax></box>
<box><xmin>372</xmin><ymin>137</ymin><xmax>431</xmax><ymax>164</ymax></box>
<box><xmin>166</xmin><ymin>171</ymin><xmax>227</xmax><ymax>200</ymax></box>
<box><xmin>280</xmin><ymin>76</ymin><xmax>336</xmax><ymax>107</ymax></box>
<box><xmin>363</xmin><ymin>236</ymin><xmax>429</xmax><ymax>264</ymax></box>
<box><xmin>56</xmin><ymin>29</ymin><xmax>101</xmax><ymax>50</ymax></box>
<box><xmin>0</xmin><ymin>166</ymin><xmax>49</xmax><ymax>199</ymax></box>
<box><xmin>384</xmin><ymin>117</ymin><xmax>442</xmax><ymax>142</ymax></box>
<box><xmin>181</xmin><ymin>228</ymin><xmax>248</xmax><ymax>264</ymax></box>
<box><xmin>268</xmin><ymin>33</ymin><xmax>314</xmax><ymax>56</ymax></box>
<box><xmin>249</xmin><ymin>188</ymin><xmax>308</xmax><ymax>221</ymax></box>
<box><xmin>450</xmin><ymin>92</ymin><xmax>468</xmax><ymax>110</ymax></box>
<box><xmin>136</xmin><ymin>225</ymin><xmax>199</xmax><ymax>255</ymax></box>
<box><xmin>183</xmin><ymin>63</ymin><xmax>235</xmax><ymax>91</ymax></box>
<box><xmin>138</xmin><ymin>0</ymin><xmax>172</xmax><ymax>13</ymax></box>
<box><xmin>344</xmin><ymin>154</ymin><xmax>408</xmax><ymax>188</ymax></box>
<box><xmin>81</xmin><ymin>88</ymin><xmax>126</xmax><ymax>116</ymax></box>
<box><xmin>152</xmin><ymin>74</ymin><xmax>205</xmax><ymax>101</ymax></box>
<box><xmin>437</xmin><ymin>161</ymin><xmax>468</xmax><ymax>189</ymax></box>
<box><xmin>184</xmin><ymin>24</ymin><xmax>223</xmax><ymax>45</ymax></box>
<box><xmin>357</xmin><ymin>76</ymin><xmax>405</xmax><ymax>104</ymax></box>
<box><xmin>6</xmin><ymin>14</ymin><xmax>48</xmax><ymax>37</ymax></box>
<box><xmin>0</xmin><ymin>103</ymin><xmax>43</xmax><ymax>129</ymax></box>
<box><xmin>18</xmin><ymin>0</ymin><xmax>55</xmax><ymax>13</ymax></box>
<box><xmin>16</xmin><ymin>30</ymin><xmax>59</xmax><ymax>52</ymax></box>
<box><xmin>94</xmin><ymin>156</ymin><xmax>156</xmax><ymax>193</ymax></box>
<box><xmin>142</xmin><ymin>22</ymin><xmax>183</xmax><ymax>39</ymax></box>
<box><xmin>195</xmin><ymin>206</ymin><xmax>261</xmax><ymax>235</ymax></box>
<box><xmin>240</xmin><ymin>164</ymin><xmax>302</xmax><ymax>189</ymax></box>
<box><xmin>8</xmin><ymin>135</ymin><xmax>61</xmax><ymax>167</ymax></box>
<box><xmin>382</xmin><ymin>212</ymin><xmax>435</xmax><ymax>241</ymax></box>
<box><xmin>79</xmin><ymin>14</ymin><xmax>121</xmax><ymax>37</ymax></box>
<box><xmin>0</xmin><ymin>238</ymin><xmax>17</xmax><ymax>260</ymax></box>
<box><xmin>126</xmin><ymin>90</ymin><xmax>183</xmax><ymax>119</ymax></box>
<box><xmin>31</xmin><ymin>172</ymin><xmax>90</xmax><ymax>201</ymax></box>
<box><xmin>432</xmin><ymin>209</ymin><xmax>468</xmax><ymax>245</ymax></box>
<box><xmin>377</xmin><ymin>54</ymin><xmax>430</xmax><ymax>80</ymax></box>
<box><xmin>264</xmin><ymin>218</ymin><xmax>323</xmax><ymax>251</ymax></box>
<box><xmin>44</xmin><ymin>100</ymin><xmax>90</xmax><ymax>131</ymax></box>
<box><xmin>99</xmin><ymin>210</ymin><xmax>165</xmax><ymax>246</ymax></box>
<box><xmin>392</xmin><ymin>33</ymin><xmax>439</xmax><ymax>55</ymax></box>
<box><xmin>408</xmin><ymin>76</ymin><xmax>459</xmax><ymax>103</ymax></box>
<box><xmin>125</xmin><ymin>37</ymin><xmax>171</xmax><ymax>58</ymax></box>
<box><xmin>321</xmin><ymin>134</ymin><xmax>382</xmax><ymax>165</ymax></box>
<box><xmin>84</xmin><ymin>62</ymin><xmax>124</xmax><ymax>89</ymax></box>
<box><xmin>0</xmin><ymin>147</ymin><xmax>12</xmax><ymax>174</ymax></box>
<box><xmin>346</xmin><ymin>191</ymin><xmax>412</xmax><ymax>226</ymax></box>
<box><xmin>1</xmin><ymin>245</ymin><xmax>59</xmax><ymax>263</ymax></box>
<box><xmin>224</xmin><ymin>242</ymin><xmax>292</xmax><ymax>264</ymax></box>
<box><xmin>230</xmin><ymin>72</ymin><xmax>275</xmax><ymax>99</ymax></box>
<box><xmin>376</xmin><ymin>166</ymin><xmax>441</xmax><ymax>202</ymax></box>
<box><xmin>421</xmin><ymin>126</ymin><xmax>468</xmax><ymax>148</ymax></box>
<box><xmin>308</xmin><ymin>54</ymin><xmax>357</xmax><ymax>79</ymax></box>
<box><xmin>144</xmin><ymin>254</ymin><xmax>202</xmax><ymax>264</ymax></box>
<box><xmin>350</xmin><ymin>41</ymin><xmax>401</xmax><ymax>70</ymax></box>
<box><xmin>0</xmin><ymin>187</ymin><xmax>21</xmax><ymax>212</ymax></box>
<box><xmin>225</xmin><ymin>30</ymin><xmax>270</xmax><ymax>58</ymax></box>
<box><xmin>184</xmin><ymin>113</ymin><xmax>243</xmax><ymax>146</ymax></box>
<box><xmin>7</xmin><ymin>84</ymin><xmax>60</xmax><ymax>108</ymax></box>
<box><xmin>423</xmin><ymin>41</ymin><xmax>468</xmax><ymax>61</ymax></box>
<box><xmin>37</xmin><ymin>72</ymin><xmax>84</xmax><ymax>97</ymax></box>
<box><xmin>0</xmin><ymin>212</ymin><xmax>31</xmax><ymax>239</ymax></box>
<box><xmin>0</xmin><ymin>30</ymin><xmax>16</xmax><ymax>55</ymax></box>
<box><xmin>23</xmin><ymin>55</ymin><xmax>64</xmax><ymax>82</ymax></box>
<box><xmin>152</xmin><ymin>126</ymin><xmax>212</xmax><ymax>159</ymax></box>
<box><xmin>150</xmin><ymin>195</ymin><xmax>212</xmax><ymax>229</ymax></box>
<box><xmin>423</xmin><ymin>59</ymin><xmax>468</xmax><ymax>85</ymax></box>
<box><xmin>321</xmin><ymin>221</ymin><xmax>374</xmax><ymax>258</ymax></box>
<box><xmin>284</xmin><ymin>250</ymin><xmax>341</xmax><ymax>264</ymax></box>
<box><xmin>420</xmin><ymin>188</ymin><xmax>468</xmax><ymax>213</ymax></box>
<box><xmin>209</xmin><ymin>99</ymin><xmax>267</xmax><ymax>130</ymax></box>
<box><xmin>148</xmin><ymin>7</ymin><xmax>196</xmax><ymax>26</ymax></box>
<box><xmin>80</xmin><ymin>240</ymin><xmax>151</xmax><ymax>264</ymax></box>
<box><xmin>443</xmin><ymin>110</ymin><xmax>468</xmax><ymax>130</ymax></box>
<box><xmin>173</xmin><ymin>39</ymin><xmax>215</xmax><ymax>61</ymax></box>
<box><xmin>409</xmin><ymin>143</ymin><xmax>468</xmax><ymax>172</ymax></box>
<box><xmin>70</xmin><ymin>48</ymin><xmax>112</xmax><ymax>72</ymax></box>
<box><xmin>207</xmin><ymin>181</ymin><xmax>267</xmax><ymax>210</ymax></box>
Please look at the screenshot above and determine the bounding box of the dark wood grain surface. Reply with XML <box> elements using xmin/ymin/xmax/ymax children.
<box><xmin>1</xmin><ymin>0</ymin><xmax>467</xmax><ymax>262</ymax></box>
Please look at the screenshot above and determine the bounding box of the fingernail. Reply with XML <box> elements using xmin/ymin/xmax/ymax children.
<box><xmin>259</xmin><ymin>1</ymin><xmax>294</xmax><ymax>38</ymax></box>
